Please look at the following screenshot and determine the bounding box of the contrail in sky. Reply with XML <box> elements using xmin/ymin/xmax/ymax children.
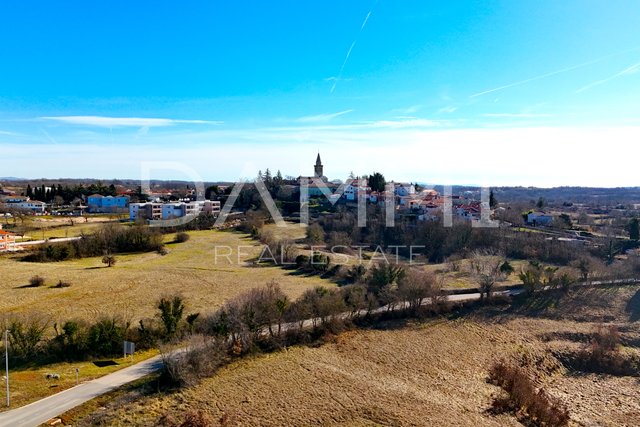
<box><xmin>331</xmin><ymin>4</ymin><xmax>377</xmax><ymax>94</ymax></box>
<box><xmin>470</xmin><ymin>46</ymin><xmax>640</xmax><ymax>98</ymax></box>
<box><xmin>576</xmin><ymin>60</ymin><xmax>640</xmax><ymax>93</ymax></box>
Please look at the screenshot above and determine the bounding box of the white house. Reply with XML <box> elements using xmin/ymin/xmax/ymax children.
<box><xmin>394</xmin><ymin>183</ymin><xmax>416</xmax><ymax>197</ymax></box>
<box><xmin>6</xmin><ymin>199</ymin><xmax>46</xmax><ymax>214</ymax></box>
<box><xmin>343</xmin><ymin>179</ymin><xmax>369</xmax><ymax>201</ymax></box>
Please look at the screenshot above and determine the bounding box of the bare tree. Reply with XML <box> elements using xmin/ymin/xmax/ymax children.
<box><xmin>397</xmin><ymin>269</ymin><xmax>438</xmax><ymax>313</ymax></box>
<box><xmin>469</xmin><ymin>250</ymin><xmax>504</xmax><ymax>300</ymax></box>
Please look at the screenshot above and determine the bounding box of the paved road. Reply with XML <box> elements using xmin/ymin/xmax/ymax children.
<box><xmin>0</xmin><ymin>278</ymin><xmax>637</xmax><ymax>426</ymax></box>
<box><xmin>14</xmin><ymin>236</ymin><xmax>82</xmax><ymax>248</ymax></box>
<box><xmin>0</xmin><ymin>355</ymin><xmax>163</xmax><ymax>427</ymax></box>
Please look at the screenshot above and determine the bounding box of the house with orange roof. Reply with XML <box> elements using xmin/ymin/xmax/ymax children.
<box><xmin>0</xmin><ymin>229</ymin><xmax>16</xmax><ymax>252</ymax></box>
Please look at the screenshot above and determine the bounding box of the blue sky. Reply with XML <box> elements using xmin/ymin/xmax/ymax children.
<box><xmin>1</xmin><ymin>1</ymin><xmax>639</xmax><ymax>186</ymax></box>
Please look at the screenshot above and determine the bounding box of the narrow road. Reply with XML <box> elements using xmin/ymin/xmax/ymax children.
<box><xmin>0</xmin><ymin>355</ymin><xmax>163</xmax><ymax>427</ymax></box>
<box><xmin>14</xmin><ymin>236</ymin><xmax>82</xmax><ymax>248</ymax></box>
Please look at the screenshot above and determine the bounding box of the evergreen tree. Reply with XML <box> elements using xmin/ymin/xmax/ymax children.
<box><xmin>368</xmin><ymin>172</ymin><xmax>386</xmax><ymax>193</ymax></box>
<box><xmin>489</xmin><ymin>190</ymin><xmax>498</xmax><ymax>209</ymax></box>
<box><xmin>629</xmin><ymin>218</ymin><xmax>640</xmax><ymax>241</ymax></box>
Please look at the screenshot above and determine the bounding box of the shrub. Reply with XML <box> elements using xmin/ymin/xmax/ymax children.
<box><xmin>54</xmin><ymin>280</ymin><xmax>71</xmax><ymax>288</ymax></box>
<box><xmin>28</xmin><ymin>275</ymin><xmax>45</xmax><ymax>287</ymax></box>
<box><xmin>488</xmin><ymin>360</ymin><xmax>570</xmax><ymax>426</ymax></box>
<box><xmin>86</xmin><ymin>317</ymin><xmax>128</xmax><ymax>357</ymax></box>
<box><xmin>306</xmin><ymin>223</ymin><xmax>325</xmax><ymax>244</ymax></box>
<box><xmin>174</xmin><ymin>232</ymin><xmax>190</xmax><ymax>243</ymax></box>
<box><xmin>309</xmin><ymin>252</ymin><xmax>331</xmax><ymax>273</ymax></box>
<box><xmin>345</xmin><ymin>264</ymin><xmax>367</xmax><ymax>284</ymax></box>
<box><xmin>161</xmin><ymin>336</ymin><xmax>228</xmax><ymax>388</ymax></box>
<box><xmin>5</xmin><ymin>314</ymin><xmax>49</xmax><ymax>359</ymax></box>
<box><xmin>102</xmin><ymin>254</ymin><xmax>117</xmax><ymax>267</ymax></box>
<box><xmin>51</xmin><ymin>320</ymin><xmax>89</xmax><ymax>360</ymax></box>
<box><xmin>158</xmin><ymin>295</ymin><xmax>186</xmax><ymax>339</ymax></box>
<box><xmin>367</xmin><ymin>263</ymin><xmax>405</xmax><ymax>295</ymax></box>
<box><xmin>567</xmin><ymin>325</ymin><xmax>640</xmax><ymax>376</ymax></box>
<box><xmin>295</xmin><ymin>254</ymin><xmax>309</xmax><ymax>269</ymax></box>
<box><xmin>499</xmin><ymin>260</ymin><xmax>514</xmax><ymax>275</ymax></box>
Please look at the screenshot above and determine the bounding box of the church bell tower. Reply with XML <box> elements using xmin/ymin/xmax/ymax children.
<box><xmin>314</xmin><ymin>153</ymin><xmax>323</xmax><ymax>178</ymax></box>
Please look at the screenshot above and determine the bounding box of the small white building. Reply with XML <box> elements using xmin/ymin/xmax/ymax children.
<box><xmin>394</xmin><ymin>183</ymin><xmax>416</xmax><ymax>197</ymax></box>
<box><xmin>343</xmin><ymin>179</ymin><xmax>369</xmax><ymax>201</ymax></box>
<box><xmin>7</xmin><ymin>199</ymin><xmax>46</xmax><ymax>214</ymax></box>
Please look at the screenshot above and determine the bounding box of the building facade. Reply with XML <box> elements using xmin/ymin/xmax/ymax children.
<box><xmin>87</xmin><ymin>194</ymin><xmax>130</xmax><ymax>213</ymax></box>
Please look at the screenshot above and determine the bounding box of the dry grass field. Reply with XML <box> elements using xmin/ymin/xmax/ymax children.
<box><xmin>71</xmin><ymin>286</ymin><xmax>640</xmax><ymax>426</ymax></box>
<box><xmin>3</xmin><ymin>215</ymin><xmax>126</xmax><ymax>241</ymax></box>
<box><xmin>0</xmin><ymin>226</ymin><xmax>331</xmax><ymax>323</ymax></box>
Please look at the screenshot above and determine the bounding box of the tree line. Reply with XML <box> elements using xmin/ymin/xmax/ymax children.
<box><xmin>26</xmin><ymin>182</ymin><xmax>118</xmax><ymax>203</ymax></box>
<box><xmin>23</xmin><ymin>223</ymin><xmax>166</xmax><ymax>262</ymax></box>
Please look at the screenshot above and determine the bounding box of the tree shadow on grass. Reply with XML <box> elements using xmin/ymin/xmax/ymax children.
<box><xmin>14</xmin><ymin>283</ymin><xmax>42</xmax><ymax>289</ymax></box>
<box><xmin>625</xmin><ymin>288</ymin><xmax>640</xmax><ymax>322</ymax></box>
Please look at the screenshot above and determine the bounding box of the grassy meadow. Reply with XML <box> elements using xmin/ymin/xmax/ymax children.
<box><xmin>0</xmin><ymin>224</ymin><xmax>331</xmax><ymax>323</ymax></box>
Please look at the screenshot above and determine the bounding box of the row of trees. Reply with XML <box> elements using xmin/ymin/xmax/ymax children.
<box><xmin>26</xmin><ymin>182</ymin><xmax>118</xmax><ymax>203</ymax></box>
<box><xmin>23</xmin><ymin>224</ymin><xmax>165</xmax><ymax>262</ymax></box>
<box><xmin>2</xmin><ymin>295</ymin><xmax>198</xmax><ymax>365</ymax></box>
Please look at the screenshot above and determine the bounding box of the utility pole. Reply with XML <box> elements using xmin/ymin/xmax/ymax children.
<box><xmin>4</xmin><ymin>330</ymin><xmax>9</xmax><ymax>407</ymax></box>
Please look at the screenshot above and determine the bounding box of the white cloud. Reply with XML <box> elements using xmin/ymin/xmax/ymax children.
<box><xmin>5</xmin><ymin>122</ymin><xmax>639</xmax><ymax>187</ymax></box>
<box><xmin>363</xmin><ymin>118</ymin><xmax>443</xmax><ymax>129</ymax></box>
<box><xmin>40</xmin><ymin>116</ymin><xmax>222</xmax><ymax>127</ymax></box>
<box><xmin>391</xmin><ymin>105</ymin><xmax>422</xmax><ymax>115</ymax></box>
<box><xmin>483</xmin><ymin>113</ymin><xmax>551</xmax><ymax>118</ymax></box>
<box><xmin>437</xmin><ymin>106</ymin><xmax>457</xmax><ymax>114</ymax></box>
<box><xmin>297</xmin><ymin>110</ymin><xmax>354</xmax><ymax>123</ymax></box>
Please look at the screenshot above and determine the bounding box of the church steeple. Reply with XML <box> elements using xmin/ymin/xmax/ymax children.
<box><xmin>314</xmin><ymin>152</ymin><xmax>323</xmax><ymax>178</ymax></box>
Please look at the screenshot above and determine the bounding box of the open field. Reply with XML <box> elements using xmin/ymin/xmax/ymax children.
<box><xmin>3</xmin><ymin>215</ymin><xmax>127</xmax><ymax>241</ymax></box>
<box><xmin>71</xmin><ymin>286</ymin><xmax>640</xmax><ymax>426</ymax></box>
<box><xmin>0</xmin><ymin>228</ymin><xmax>333</xmax><ymax>323</ymax></box>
